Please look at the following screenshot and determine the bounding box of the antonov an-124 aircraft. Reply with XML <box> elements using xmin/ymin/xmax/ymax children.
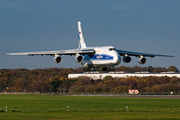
<box><xmin>5</xmin><ymin>21</ymin><xmax>175</xmax><ymax>71</ymax></box>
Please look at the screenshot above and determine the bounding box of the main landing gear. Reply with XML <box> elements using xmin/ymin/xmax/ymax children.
<box><xmin>82</xmin><ymin>67</ymin><xmax>115</xmax><ymax>72</ymax></box>
<box><xmin>102</xmin><ymin>67</ymin><xmax>115</xmax><ymax>71</ymax></box>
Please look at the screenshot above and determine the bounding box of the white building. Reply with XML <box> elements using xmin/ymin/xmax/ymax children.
<box><xmin>68</xmin><ymin>71</ymin><xmax>180</xmax><ymax>80</ymax></box>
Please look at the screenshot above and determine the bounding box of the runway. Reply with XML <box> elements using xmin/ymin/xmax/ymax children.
<box><xmin>71</xmin><ymin>95</ymin><xmax>180</xmax><ymax>99</ymax></box>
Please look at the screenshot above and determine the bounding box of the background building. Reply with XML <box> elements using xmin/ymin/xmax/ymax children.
<box><xmin>68</xmin><ymin>72</ymin><xmax>180</xmax><ymax>80</ymax></box>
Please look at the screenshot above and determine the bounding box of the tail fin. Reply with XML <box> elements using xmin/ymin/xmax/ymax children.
<box><xmin>78</xmin><ymin>21</ymin><xmax>86</xmax><ymax>49</ymax></box>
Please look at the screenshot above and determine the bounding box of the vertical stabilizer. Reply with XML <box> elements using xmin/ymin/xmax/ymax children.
<box><xmin>78</xmin><ymin>21</ymin><xmax>86</xmax><ymax>49</ymax></box>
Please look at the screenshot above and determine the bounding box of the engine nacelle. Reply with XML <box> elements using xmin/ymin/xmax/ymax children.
<box><xmin>138</xmin><ymin>57</ymin><xmax>147</xmax><ymax>64</ymax></box>
<box><xmin>123</xmin><ymin>56</ymin><xmax>131</xmax><ymax>63</ymax></box>
<box><xmin>53</xmin><ymin>55</ymin><xmax>62</xmax><ymax>63</ymax></box>
<box><xmin>75</xmin><ymin>55</ymin><xmax>83</xmax><ymax>63</ymax></box>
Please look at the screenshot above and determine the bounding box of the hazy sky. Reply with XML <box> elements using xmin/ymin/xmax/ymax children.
<box><xmin>0</xmin><ymin>0</ymin><xmax>179</xmax><ymax>70</ymax></box>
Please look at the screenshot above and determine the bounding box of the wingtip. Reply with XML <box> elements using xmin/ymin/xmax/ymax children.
<box><xmin>3</xmin><ymin>53</ymin><xmax>6</xmax><ymax>55</ymax></box>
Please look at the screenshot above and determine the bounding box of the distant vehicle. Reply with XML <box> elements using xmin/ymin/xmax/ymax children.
<box><xmin>4</xmin><ymin>21</ymin><xmax>175</xmax><ymax>71</ymax></box>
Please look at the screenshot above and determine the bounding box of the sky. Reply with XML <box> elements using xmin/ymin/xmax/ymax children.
<box><xmin>0</xmin><ymin>0</ymin><xmax>179</xmax><ymax>70</ymax></box>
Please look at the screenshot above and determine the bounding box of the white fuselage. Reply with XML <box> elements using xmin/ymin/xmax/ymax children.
<box><xmin>80</xmin><ymin>46</ymin><xmax>121</xmax><ymax>68</ymax></box>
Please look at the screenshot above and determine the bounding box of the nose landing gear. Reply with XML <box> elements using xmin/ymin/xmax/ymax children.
<box><xmin>83</xmin><ymin>67</ymin><xmax>91</xmax><ymax>71</ymax></box>
<box><xmin>102</xmin><ymin>67</ymin><xmax>115</xmax><ymax>71</ymax></box>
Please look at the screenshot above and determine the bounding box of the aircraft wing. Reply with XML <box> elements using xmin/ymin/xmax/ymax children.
<box><xmin>116</xmin><ymin>49</ymin><xmax>176</xmax><ymax>58</ymax></box>
<box><xmin>4</xmin><ymin>48</ymin><xmax>95</xmax><ymax>56</ymax></box>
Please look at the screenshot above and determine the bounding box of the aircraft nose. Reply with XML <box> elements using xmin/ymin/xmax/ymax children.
<box><xmin>114</xmin><ymin>52</ymin><xmax>121</xmax><ymax>65</ymax></box>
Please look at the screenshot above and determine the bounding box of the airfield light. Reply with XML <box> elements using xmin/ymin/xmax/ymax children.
<box><xmin>126</xmin><ymin>106</ymin><xmax>128</xmax><ymax>112</ymax></box>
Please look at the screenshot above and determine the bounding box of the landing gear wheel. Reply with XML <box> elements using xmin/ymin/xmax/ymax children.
<box><xmin>102</xmin><ymin>67</ymin><xmax>107</xmax><ymax>71</ymax></box>
<box><xmin>110</xmin><ymin>68</ymin><xmax>115</xmax><ymax>71</ymax></box>
<box><xmin>102</xmin><ymin>67</ymin><xmax>115</xmax><ymax>71</ymax></box>
<box><xmin>102</xmin><ymin>67</ymin><xmax>110</xmax><ymax>71</ymax></box>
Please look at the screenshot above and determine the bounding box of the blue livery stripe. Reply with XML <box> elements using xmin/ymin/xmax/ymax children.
<box><xmin>90</xmin><ymin>54</ymin><xmax>113</xmax><ymax>60</ymax></box>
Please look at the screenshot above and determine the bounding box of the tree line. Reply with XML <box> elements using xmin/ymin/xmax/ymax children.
<box><xmin>0</xmin><ymin>66</ymin><xmax>179</xmax><ymax>94</ymax></box>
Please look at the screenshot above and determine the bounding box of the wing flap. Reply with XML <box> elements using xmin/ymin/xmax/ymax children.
<box><xmin>5</xmin><ymin>48</ymin><xmax>95</xmax><ymax>56</ymax></box>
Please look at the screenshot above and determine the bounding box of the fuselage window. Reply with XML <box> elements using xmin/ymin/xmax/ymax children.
<box><xmin>108</xmin><ymin>48</ymin><xmax>116</xmax><ymax>51</ymax></box>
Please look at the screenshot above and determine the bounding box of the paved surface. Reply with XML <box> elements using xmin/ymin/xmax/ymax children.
<box><xmin>72</xmin><ymin>95</ymin><xmax>180</xmax><ymax>99</ymax></box>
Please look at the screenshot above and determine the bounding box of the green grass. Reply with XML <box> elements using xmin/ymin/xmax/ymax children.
<box><xmin>0</xmin><ymin>94</ymin><xmax>179</xmax><ymax>120</ymax></box>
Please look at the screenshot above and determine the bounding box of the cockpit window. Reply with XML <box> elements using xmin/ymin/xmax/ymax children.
<box><xmin>108</xmin><ymin>48</ymin><xmax>116</xmax><ymax>51</ymax></box>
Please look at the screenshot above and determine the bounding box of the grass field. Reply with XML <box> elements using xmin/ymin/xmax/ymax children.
<box><xmin>0</xmin><ymin>94</ymin><xmax>180</xmax><ymax>120</ymax></box>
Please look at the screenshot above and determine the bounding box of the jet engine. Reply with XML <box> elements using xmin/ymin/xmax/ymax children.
<box><xmin>123</xmin><ymin>56</ymin><xmax>131</xmax><ymax>63</ymax></box>
<box><xmin>75</xmin><ymin>55</ymin><xmax>84</xmax><ymax>63</ymax></box>
<box><xmin>138</xmin><ymin>57</ymin><xmax>147</xmax><ymax>64</ymax></box>
<box><xmin>53</xmin><ymin>54</ymin><xmax>62</xmax><ymax>63</ymax></box>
